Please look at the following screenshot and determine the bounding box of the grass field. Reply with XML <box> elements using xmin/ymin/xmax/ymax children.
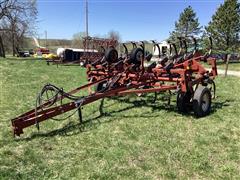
<box><xmin>217</xmin><ymin>61</ymin><xmax>240</xmax><ymax>71</ymax></box>
<box><xmin>0</xmin><ymin>57</ymin><xmax>240</xmax><ymax>179</ymax></box>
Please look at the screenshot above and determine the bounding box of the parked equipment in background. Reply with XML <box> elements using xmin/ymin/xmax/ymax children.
<box><xmin>17</xmin><ymin>50</ymin><xmax>30</xmax><ymax>57</ymax></box>
<box><xmin>36</xmin><ymin>47</ymin><xmax>50</xmax><ymax>55</ymax></box>
<box><xmin>47</xmin><ymin>36</ymin><xmax>117</xmax><ymax>66</ymax></box>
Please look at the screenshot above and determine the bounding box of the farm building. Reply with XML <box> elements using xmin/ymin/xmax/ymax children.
<box><xmin>152</xmin><ymin>40</ymin><xmax>170</xmax><ymax>56</ymax></box>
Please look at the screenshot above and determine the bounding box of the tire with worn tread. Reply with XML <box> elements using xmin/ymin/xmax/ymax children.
<box><xmin>193</xmin><ymin>86</ymin><xmax>211</xmax><ymax>117</ymax></box>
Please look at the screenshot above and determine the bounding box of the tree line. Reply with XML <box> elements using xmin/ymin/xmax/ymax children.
<box><xmin>169</xmin><ymin>0</ymin><xmax>240</xmax><ymax>55</ymax></box>
<box><xmin>0</xmin><ymin>0</ymin><xmax>239</xmax><ymax>58</ymax></box>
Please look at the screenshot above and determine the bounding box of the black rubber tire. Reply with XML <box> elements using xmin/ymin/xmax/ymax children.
<box><xmin>193</xmin><ymin>86</ymin><xmax>211</xmax><ymax>117</ymax></box>
<box><xmin>105</xmin><ymin>48</ymin><xmax>118</xmax><ymax>63</ymax></box>
<box><xmin>95</xmin><ymin>81</ymin><xmax>108</xmax><ymax>92</ymax></box>
<box><xmin>177</xmin><ymin>91</ymin><xmax>192</xmax><ymax>113</ymax></box>
<box><xmin>130</xmin><ymin>48</ymin><xmax>144</xmax><ymax>64</ymax></box>
<box><xmin>145</xmin><ymin>53</ymin><xmax>153</xmax><ymax>61</ymax></box>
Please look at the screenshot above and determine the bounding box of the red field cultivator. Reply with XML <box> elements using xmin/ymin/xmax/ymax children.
<box><xmin>11</xmin><ymin>37</ymin><xmax>217</xmax><ymax>136</ymax></box>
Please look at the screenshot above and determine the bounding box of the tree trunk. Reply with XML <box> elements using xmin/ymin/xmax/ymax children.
<box><xmin>185</xmin><ymin>22</ymin><xmax>189</xmax><ymax>37</ymax></box>
<box><xmin>12</xmin><ymin>29</ymin><xmax>15</xmax><ymax>56</ymax></box>
<box><xmin>223</xmin><ymin>54</ymin><xmax>228</xmax><ymax>63</ymax></box>
<box><xmin>11</xmin><ymin>21</ymin><xmax>17</xmax><ymax>57</ymax></box>
<box><xmin>222</xmin><ymin>36</ymin><xmax>230</xmax><ymax>63</ymax></box>
<box><xmin>0</xmin><ymin>34</ymin><xmax>6</xmax><ymax>58</ymax></box>
<box><xmin>224</xmin><ymin>54</ymin><xmax>231</xmax><ymax>77</ymax></box>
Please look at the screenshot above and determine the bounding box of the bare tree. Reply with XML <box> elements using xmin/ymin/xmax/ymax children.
<box><xmin>0</xmin><ymin>0</ymin><xmax>37</xmax><ymax>57</ymax></box>
<box><xmin>0</xmin><ymin>0</ymin><xmax>13</xmax><ymax>57</ymax></box>
<box><xmin>107</xmin><ymin>30</ymin><xmax>120</xmax><ymax>42</ymax></box>
<box><xmin>71</xmin><ymin>32</ymin><xmax>86</xmax><ymax>48</ymax></box>
<box><xmin>0</xmin><ymin>0</ymin><xmax>14</xmax><ymax>19</ymax></box>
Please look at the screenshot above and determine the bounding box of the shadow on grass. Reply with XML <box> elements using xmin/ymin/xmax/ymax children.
<box><xmin>19</xmin><ymin>95</ymin><xmax>234</xmax><ymax>141</ymax></box>
<box><xmin>211</xmin><ymin>98</ymin><xmax>232</xmax><ymax>113</ymax></box>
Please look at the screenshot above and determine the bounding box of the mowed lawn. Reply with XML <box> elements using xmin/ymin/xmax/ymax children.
<box><xmin>0</xmin><ymin>57</ymin><xmax>240</xmax><ymax>179</ymax></box>
<box><xmin>217</xmin><ymin>61</ymin><xmax>240</xmax><ymax>71</ymax></box>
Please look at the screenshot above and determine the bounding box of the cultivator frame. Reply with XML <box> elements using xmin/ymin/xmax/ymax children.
<box><xmin>11</xmin><ymin>37</ymin><xmax>217</xmax><ymax>136</ymax></box>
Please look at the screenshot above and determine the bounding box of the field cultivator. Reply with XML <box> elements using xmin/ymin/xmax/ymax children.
<box><xmin>11</xmin><ymin>37</ymin><xmax>217</xmax><ymax>137</ymax></box>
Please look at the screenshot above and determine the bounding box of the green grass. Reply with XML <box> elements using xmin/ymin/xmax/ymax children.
<box><xmin>0</xmin><ymin>57</ymin><xmax>240</xmax><ymax>179</ymax></box>
<box><xmin>216</xmin><ymin>61</ymin><xmax>240</xmax><ymax>71</ymax></box>
<box><xmin>200</xmin><ymin>59</ymin><xmax>240</xmax><ymax>71</ymax></box>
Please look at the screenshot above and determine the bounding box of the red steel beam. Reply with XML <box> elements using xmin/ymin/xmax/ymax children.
<box><xmin>11</xmin><ymin>78</ymin><xmax>108</xmax><ymax>122</ymax></box>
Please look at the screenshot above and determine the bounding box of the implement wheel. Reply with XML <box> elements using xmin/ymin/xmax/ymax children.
<box><xmin>95</xmin><ymin>81</ymin><xmax>108</xmax><ymax>92</ymax></box>
<box><xmin>105</xmin><ymin>48</ymin><xmax>118</xmax><ymax>64</ymax></box>
<box><xmin>193</xmin><ymin>86</ymin><xmax>211</xmax><ymax>117</ymax></box>
<box><xmin>177</xmin><ymin>91</ymin><xmax>192</xmax><ymax>113</ymax></box>
<box><xmin>130</xmin><ymin>48</ymin><xmax>144</xmax><ymax>64</ymax></box>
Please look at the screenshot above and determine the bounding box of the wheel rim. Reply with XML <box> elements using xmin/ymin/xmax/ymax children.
<box><xmin>202</xmin><ymin>92</ymin><xmax>210</xmax><ymax>112</ymax></box>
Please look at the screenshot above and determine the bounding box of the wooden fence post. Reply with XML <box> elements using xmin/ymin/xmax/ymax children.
<box><xmin>224</xmin><ymin>54</ymin><xmax>231</xmax><ymax>77</ymax></box>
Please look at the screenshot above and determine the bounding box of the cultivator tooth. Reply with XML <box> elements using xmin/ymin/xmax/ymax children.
<box><xmin>10</xmin><ymin>36</ymin><xmax>218</xmax><ymax>137</ymax></box>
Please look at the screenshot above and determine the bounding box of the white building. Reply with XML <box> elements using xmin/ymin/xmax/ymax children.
<box><xmin>153</xmin><ymin>40</ymin><xmax>170</xmax><ymax>57</ymax></box>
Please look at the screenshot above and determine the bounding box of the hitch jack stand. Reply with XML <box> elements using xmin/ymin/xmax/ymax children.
<box><xmin>77</xmin><ymin>105</ymin><xmax>83</xmax><ymax>124</ymax></box>
<box><xmin>99</xmin><ymin>98</ymin><xmax>105</xmax><ymax>116</ymax></box>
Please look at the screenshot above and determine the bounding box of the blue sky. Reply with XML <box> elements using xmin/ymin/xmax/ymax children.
<box><xmin>37</xmin><ymin>0</ymin><xmax>224</xmax><ymax>42</ymax></box>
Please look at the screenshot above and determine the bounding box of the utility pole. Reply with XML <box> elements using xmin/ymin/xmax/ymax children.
<box><xmin>45</xmin><ymin>30</ymin><xmax>47</xmax><ymax>48</ymax></box>
<box><xmin>85</xmin><ymin>0</ymin><xmax>89</xmax><ymax>50</ymax></box>
<box><xmin>85</xmin><ymin>0</ymin><xmax>88</xmax><ymax>37</ymax></box>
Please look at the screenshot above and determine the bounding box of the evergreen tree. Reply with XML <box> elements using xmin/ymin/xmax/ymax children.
<box><xmin>205</xmin><ymin>0</ymin><xmax>240</xmax><ymax>52</ymax></box>
<box><xmin>169</xmin><ymin>6</ymin><xmax>202</xmax><ymax>41</ymax></box>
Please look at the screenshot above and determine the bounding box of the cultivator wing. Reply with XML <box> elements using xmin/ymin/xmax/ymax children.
<box><xmin>11</xmin><ymin>78</ymin><xmax>108</xmax><ymax>136</ymax></box>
